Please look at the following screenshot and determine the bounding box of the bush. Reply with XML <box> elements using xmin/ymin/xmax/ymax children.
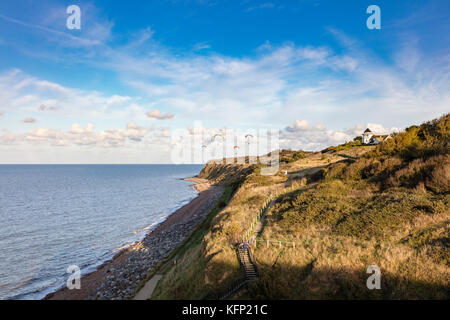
<box><xmin>425</xmin><ymin>158</ymin><xmax>450</xmax><ymax>193</ymax></box>
<box><xmin>368</xmin><ymin>114</ymin><xmax>449</xmax><ymax>161</ymax></box>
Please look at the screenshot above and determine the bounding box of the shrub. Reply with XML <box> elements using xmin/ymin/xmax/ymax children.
<box><xmin>368</xmin><ymin>113</ymin><xmax>449</xmax><ymax>161</ymax></box>
<box><xmin>425</xmin><ymin>157</ymin><xmax>450</xmax><ymax>193</ymax></box>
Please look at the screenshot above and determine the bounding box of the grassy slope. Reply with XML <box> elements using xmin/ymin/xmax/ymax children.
<box><xmin>253</xmin><ymin>114</ymin><xmax>449</xmax><ymax>299</ymax></box>
<box><xmin>153</xmin><ymin>114</ymin><xmax>449</xmax><ymax>300</ymax></box>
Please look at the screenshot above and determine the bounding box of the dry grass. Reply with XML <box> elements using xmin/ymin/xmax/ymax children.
<box><xmin>154</xmin><ymin>114</ymin><xmax>450</xmax><ymax>300</ymax></box>
<box><xmin>252</xmin><ymin>199</ymin><xmax>449</xmax><ymax>299</ymax></box>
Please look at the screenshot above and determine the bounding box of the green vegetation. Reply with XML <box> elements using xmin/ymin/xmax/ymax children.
<box><xmin>323</xmin><ymin>136</ymin><xmax>366</xmax><ymax>153</ymax></box>
<box><xmin>153</xmin><ymin>114</ymin><xmax>449</xmax><ymax>300</ymax></box>
<box><xmin>254</xmin><ymin>114</ymin><xmax>449</xmax><ymax>299</ymax></box>
<box><xmin>150</xmin><ymin>185</ymin><xmax>237</xmax><ymax>299</ymax></box>
<box><xmin>280</xmin><ymin>150</ymin><xmax>307</xmax><ymax>163</ymax></box>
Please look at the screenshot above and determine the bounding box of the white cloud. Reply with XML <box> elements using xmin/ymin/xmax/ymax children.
<box><xmin>146</xmin><ymin>109</ymin><xmax>175</xmax><ymax>120</ymax></box>
<box><xmin>39</xmin><ymin>104</ymin><xmax>59</xmax><ymax>111</ymax></box>
<box><xmin>285</xmin><ymin>119</ymin><xmax>326</xmax><ymax>132</ymax></box>
<box><xmin>99</xmin><ymin>32</ymin><xmax>448</xmax><ymax>130</ymax></box>
<box><xmin>1</xmin><ymin>121</ymin><xmax>155</xmax><ymax>148</ymax></box>
<box><xmin>1</xmin><ymin>12</ymin><xmax>448</xmax><ymax>163</ymax></box>
<box><xmin>70</xmin><ymin>123</ymin><xmax>94</xmax><ymax>134</ymax></box>
<box><xmin>7</xmin><ymin>20</ymin><xmax>449</xmax><ymax>133</ymax></box>
<box><xmin>0</xmin><ymin>132</ymin><xmax>21</xmax><ymax>145</ymax></box>
<box><xmin>23</xmin><ymin>117</ymin><xmax>37</xmax><ymax>123</ymax></box>
<box><xmin>193</xmin><ymin>42</ymin><xmax>211</xmax><ymax>51</ymax></box>
<box><xmin>122</xmin><ymin>121</ymin><xmax>149</xmax><ymax>141</ymax></box>
<box><xmin>0</xmin><ymin>69</ymin><xmax>147</xmax><ymax>121</ymax></box>
<box><xmin>281</xmin><ymin>119</ymin><xmax>400</xmax><ymax>151</ymax></box>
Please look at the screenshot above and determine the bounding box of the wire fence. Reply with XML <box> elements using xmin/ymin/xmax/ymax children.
<box><xmin>252</xmin><ymin>239</ymin><xmax>297</xmax><ymax>249</ymax></box>
<box><xmin>242</xmin><ymin>195</ymin><xmax>274</xmax><ymax>242</ymax></box>
<box><xmin>203</xmin><ymin>183</ymin><xmax>302</xmax><ymax>300</ymax></box>
<box><xmin>242</xmin><ymin>183</ymin><xmax>299</xmax><ymax>242</ymax></box>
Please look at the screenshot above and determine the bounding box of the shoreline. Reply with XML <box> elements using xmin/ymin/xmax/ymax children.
<box><xmin>44</xmin><ymin>177</ymin><xmax>222</xmax><ymax>300</ymax></box>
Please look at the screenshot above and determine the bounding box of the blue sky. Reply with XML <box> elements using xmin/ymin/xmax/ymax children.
<box><xmin>0</xmin><ymin>0</ymin><xmax>449</xmax><ymax>163</ymax></box>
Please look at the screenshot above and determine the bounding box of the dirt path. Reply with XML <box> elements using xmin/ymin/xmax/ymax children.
<box><xmin>249</xmin><ymin>198</ymin><xmax>277</xmax><ymax>243</ymax></box>
<box><xmin>133</xmin><ymin>274</ymin><xmax>163</xmax><ymax>300</ymax></box>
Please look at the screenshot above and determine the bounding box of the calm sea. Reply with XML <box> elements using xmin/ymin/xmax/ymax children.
<box><xmin>0</xmin><ymin>164</ymin><xmax>203</xmax><ymax>300</ymax></box>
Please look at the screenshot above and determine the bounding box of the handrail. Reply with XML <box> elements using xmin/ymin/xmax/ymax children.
<box><xmin>242</xmin><ymin>184</ymin><xmax>298</xmax><ymax>242</ymax></box>
<box><xmin>247</xmin><ymin>246</ymin><xmax>258</xmax><ymax>274</ymax></box>
<box><xmin>201</xmin><ymin>277</ymin><xmax>248</xmax><ymax>300</ymax></box>
<box><xmin>252</xmin><ymin>239</ymin><xmax>296</xmax><ymax>249</ymax></box>
<box><xmin>202</xmin><ymin>184</ymin><xmax>300</xmax><ymax>300</ymax></box>
<box><xmin>220</xmin><ymin>279</ymin><xmax>250</xmax><ymax>300</ymax></box>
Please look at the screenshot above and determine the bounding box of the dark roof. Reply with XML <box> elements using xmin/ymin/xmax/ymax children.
<box><xmin>364</xmin><ymin>128</ymin><xmax>372</xmax><ymax>133</ymax></box>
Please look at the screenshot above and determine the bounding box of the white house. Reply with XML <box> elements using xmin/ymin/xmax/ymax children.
<box><xmin>362</xmin><ymin>128</ymin><xmax>391</xmax><ymax>145</ymax></box>
<box><xmin>362</xmin><ymin>128</ymin><xmax>373</xmax><ymax>144</ymax></box>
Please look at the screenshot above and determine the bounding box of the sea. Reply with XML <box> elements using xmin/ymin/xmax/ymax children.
<box><xmin>0</xmin><ymin>164</ymin><xmax>203</xmax><ymax>300</ymax></box>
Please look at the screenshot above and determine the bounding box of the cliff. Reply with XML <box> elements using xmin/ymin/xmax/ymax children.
<box><xmin>152</xmin><ymin>114</ymin><xmax>449</xmax><ymax>300</ymax></box>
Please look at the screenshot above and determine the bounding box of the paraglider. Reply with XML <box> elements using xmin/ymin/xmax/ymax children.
<box><xmin>233</xmin><ymin>145</ymin><xmax>240</xmax><ymax>159</ymax></box>
<box><xmin>233</xmin><ymin>145</ymin><xmax>240</xmax><ymax>163</ymax></box>
<box><xmin>245</xmin><ymin>134</ymin><xmax>254</xmax><ymax>144</ymax></box>
<box><xmin>212</xmin><ymin>133</ymin><xmax>226</xmax><ymax>163</ymax></box>
<box><xmin>244</xmin><ymin>134</ymin><xmax>255</xmax><ymax>164</ymax></box>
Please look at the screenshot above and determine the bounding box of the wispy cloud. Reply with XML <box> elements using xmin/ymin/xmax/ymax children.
<box><xmin>109</xmin><ymin>33</ymin><xmax>448</xmax><ymax>130</ymax></box>
<box><xmin>2</xmin><ymin>26</ymin><xmax>449</xmax><ymax>152</ymax></box>
<box><xmin>1</xmin><ymin>3</ymin><xmax>448</xmax><ymax>161</ymax></box>
<box><xmin>5</xmin><ymin>3</ymin><xmax>447</xmax><ymax>131</ymax></box>
<box><xmin>0</xmin><ymin>13</ymin><xmax>107</xmax><ymax>47</ymax></box>
<box><xmin>246</xmin><ymin>2</ymin><xmax>275</xmax><ymax>12</ymax></box>
<box><xmin>193</xmin><ymin>42</ymin><xmax>211</xmax><ymax>51</ymax></box>
<box><xmin>0</xmin><ymin>69</ymin><xmax>147</xmax><ymax>121</ymax></box>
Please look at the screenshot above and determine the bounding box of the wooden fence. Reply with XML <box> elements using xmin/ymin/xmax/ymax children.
<box><xmin>251</xmin><ymin>239</ymin><xmax>297</xmax><ymax>249</ymax></box>
<box><xmin>242</xmin><ymin>184</ymin><xmax>298</xmax><ymax>242</ymax></box>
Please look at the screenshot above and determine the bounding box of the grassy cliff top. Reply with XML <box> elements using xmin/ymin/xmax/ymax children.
<box><xmin>153</xmin><ymin>114</ymin><xmax>449</xmax><ymax>300</ymax></box>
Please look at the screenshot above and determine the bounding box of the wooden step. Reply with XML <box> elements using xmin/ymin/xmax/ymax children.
<box><xmin>237</xmin><ymin>246</ymin><xmax>258</xmax><ymax>281</ymax></box>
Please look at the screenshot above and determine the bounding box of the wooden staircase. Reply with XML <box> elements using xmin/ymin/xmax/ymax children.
<box><xmin>237</xmin><ymin>246</ymin><xmax>258</xmax><ymax>280</ymax></box>
<box><xmin>202</xmin><ymin>245</ymin><xmax>258</xmax><ymax>300</ymax></box>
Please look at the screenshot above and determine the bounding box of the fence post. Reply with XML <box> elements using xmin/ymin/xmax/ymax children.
<box><xmin>266</xmin><ymin>240</ymin><xmax>269</xmax><ymax>248</ymax></box>
<box><xmin>279</xmin><ymin>241</ymin><xmax>282</xmax><ymax>248</ymax></box>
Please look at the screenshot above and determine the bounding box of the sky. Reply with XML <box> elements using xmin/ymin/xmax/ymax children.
<box><xmin>0</xmin><ymin>0</ymin><xmax>448</xmax><ymax>164</ymax></box>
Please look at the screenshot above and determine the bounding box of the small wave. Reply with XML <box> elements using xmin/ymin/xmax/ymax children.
<box><xmin>0</xmin><ymin>282</ymin><xmax>11</xmax><ymax>290</ymax></box>
<box><xmin>6</xmin><ymin>277</ymin><xmax>60</xmax><ymax>300</ymax></box>
<box><xmin>131</xmin><ymin>221</ymin><xmax>158</xmax><ymax>236</ymax></box>
<box><xmin>113</xmin><ymin>243</ymin><xmax>133</xmax><ymax>252</ymax></box>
